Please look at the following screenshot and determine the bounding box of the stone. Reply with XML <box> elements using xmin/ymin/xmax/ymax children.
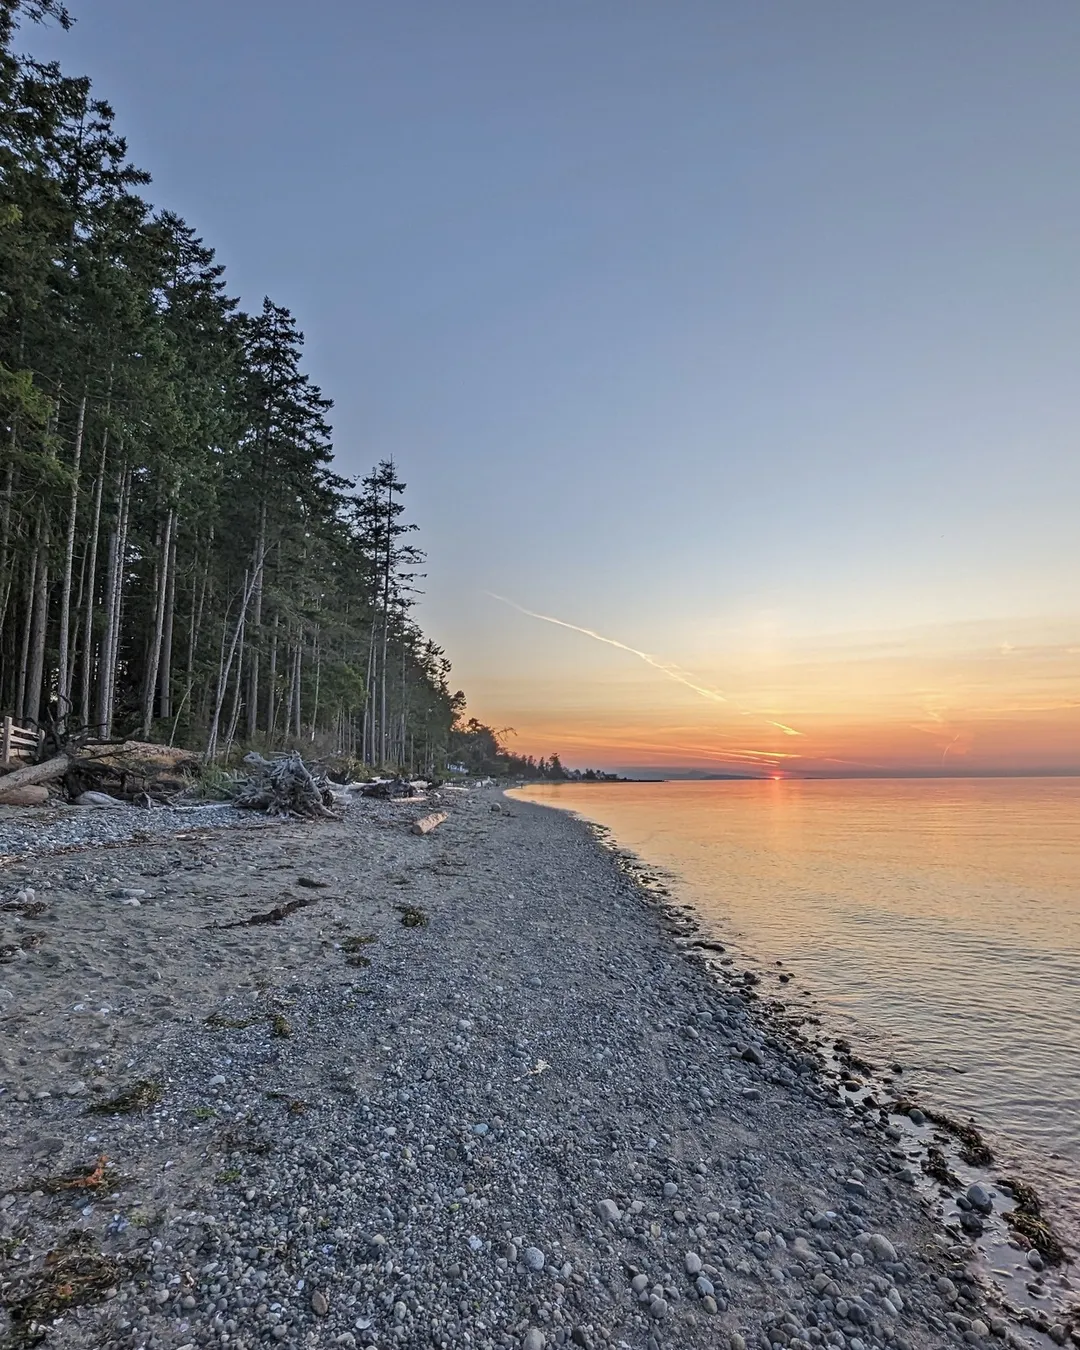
<box><xmin>648</xmin><ymin>1297</ymin><xmax>668</xmax><ymax>1320</ymax></box>
<box><xmin>523</xmin><ymin>1246</ymin><xmax>546</xmax><ymax>1272</ymax></box>
<box><xmin>631</xmin><ymin>1274</ymin><xmax>649</xmax><ymax>1293</ymax></box>
<box><xmin>741</xmin><ymin>1046</ymin><xmax>764</xmax><ymax>1066</ymax></box>
<box><xmin>966</xmin><ymin>1182</ymin><xmax>993</xmax><ymax>1212</ymax></box>
<box><xmin>701</xmin><ymin>1295</ymin><xmax>717</xmax><ymax>1314</ymax></box>
<box><xmin>695</xmin><ymin>1275</ymin><xmax>714</xmax><ymax>1296</ymax></box>
<box><xmin>311</xmin><ymin>1292</ymin><xmax>329</xmax><ymax>1316</ymax></box>
<box><xmin>908</xmin><ymin>1107</ymin><xmax>926</xmax><ymax>1125</ymax></box>
<box><xmin>663</xmin><ymin>1181</ymin><xmax>678</xmax><ymax>1199</ymax></box>
<box><xmin>970</xmin><ymin>1320</ymin><xmax>989</xmax><ymax>1339</ymax></box>
<box><xmin>1027</xmin><ymin>1248</ymin><xmax>1044</xmax><ymax>1271</ymax></box>
<box><xmin>867</xmin><ymin>1232</ymin><xmax>897</xmax><ymax>1262</ymax></box>
<box><xmin>729</xmin><ymin>1336</ymin><xmax>747</xmax><ymax>1350</ymax></box>
<box><xmin>596</xmin><ymin>1198</ymin><xmax>621</xmax><ymax>1223</ymax></box>
<box><xmin>684</xmin><ymin>1251</ymin><xmax>702</xmax><ymax>1275</ymax></box>
<box><xmin>523</xmin><ymin>1331</ymin><xmax>545</xmax><ymax>1350</ymax></box>
<box><xmin>208</xmin><ymin>1074</ymin><xmax>226</xmax><ymax>1088</ymax></box>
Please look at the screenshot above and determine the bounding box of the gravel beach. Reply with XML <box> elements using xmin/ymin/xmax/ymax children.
<box><xmin>0</xmin><ymin>788</ymin><xmax>1075</xmax><ymax>1349</ymax></box>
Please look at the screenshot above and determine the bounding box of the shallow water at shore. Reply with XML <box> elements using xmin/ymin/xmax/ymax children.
<box><xmin>518</xmin><ymin>777</ymin><xmax>1080</xmax><ymax>1245</ymax></box>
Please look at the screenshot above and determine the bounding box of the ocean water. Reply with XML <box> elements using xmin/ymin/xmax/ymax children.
<box><xmin>518</xmin><ymin>777</ymin><xmax>1080</xmax><ymax>1240</ymax></box>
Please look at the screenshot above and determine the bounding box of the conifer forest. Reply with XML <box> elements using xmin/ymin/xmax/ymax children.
<box><xmin>0</xmin><ymin>1</ymin><xmax>461</xmax><ymax>772</ymax></box>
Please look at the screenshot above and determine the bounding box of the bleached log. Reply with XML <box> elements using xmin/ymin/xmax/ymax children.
<box><xmin>0</xmin><ymin>754</ymin><xmax>71</xmax><ymax>799</ymax></box>
<box><xmin>0</xmin><ymin>785</ymin><xmax>49</xmax><ymax>806</ymax></box>
<box><xmin>411</xmin><ymin>811</ymin><xmax>447</xmax><ymax>836</ymax></box>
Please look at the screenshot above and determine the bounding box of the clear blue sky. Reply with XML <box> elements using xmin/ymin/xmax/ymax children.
<box><xmin>24</xmin><ymin>2</ymin><xmax>1080</xmax><ymax>770</ymax></box>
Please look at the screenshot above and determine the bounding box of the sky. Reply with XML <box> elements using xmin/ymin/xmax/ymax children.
<box><xmin>23</xmin><ymin>1</ymin><xmax>1080</xmax><ymax>775</ymax></box>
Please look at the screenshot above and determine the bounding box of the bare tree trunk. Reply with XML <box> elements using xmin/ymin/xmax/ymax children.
<box><xmin>292</xmin><ymin>642</ymin><xmax>302</xmax><ymax>740</ymax></box>
<box><xmin>96</xmin><ymin>514</ymin><xmax>119</xmax><ymax>736</ymax></box>
<box><xmin>246</xmin><ymin>501</ymin><xmax>266</xmax><ymax>739</ymax></box>
<box><xmin>14</xmin><ymin>546</ymin><xmax>38</xmax><ymax>720</ymax></box>
<box><xmin>98</xmin><ymin>466</ymin><xmax>130</xmax><ymax>738</ymax></box>
<box><xmin>310</xmin><ymin>625</ymin><xmax>320</xmax><ymax>743</ymax></box>
<box><xmin>140</xmin><ymin>505</ymin><xmax>174</xmax><ymax>737</ymax></box>
<box><xmin>55</xmin><ymin>392</ymin><xmax>86</xmax><ymax>727</ymax></box>
<box><xmin>106</xmin><ymin>469</ymin><xmax>132</xmax><ymax>737</ymax></box>
<box><xmin>266</xmin><ymin>613</ymin><xmax>278</xmax><ymax>745</ymax></box>
<box><xmin>78</xmin><ymin>437</ymin><xmax>106</xmax><ymax>729</ymax></box>
<box><xmin>184</xmin><ymin>529</ymin><xmax>212</xmax><ymax>718</ymax></box>
<box><xmin>223</xmin><ymin>620</ymin><xmax>246</xmax><ymax>759</ymax></box>
<box><xmin>204</xmin><ymin>560</ymin><xmax>263</xmax><ymax>761</ymax></box>
<box><xmin>159</xmin><ymin>522</ymin><xmax>176</xmax><ymax>721</ymax></box>
<box><xmin>25</xmin><ymin>520</ymin><xmax>50</xmax><ymax>726</ymax></box>
<box><xmin>379</xmin><ymin>610</ymin><xmax>389</xmax><ymax>766</ymax></box>
<box><xmin>0</xmin><ymin>455</ymin><xmax>16</xmax><ymax>647</ymax></box>
<box><xmin>284</xmin><ymin>633</ymin><xmax>296</xmax><ymax>746</ymax></box>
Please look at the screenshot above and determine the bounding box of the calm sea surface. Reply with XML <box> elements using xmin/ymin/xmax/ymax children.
<box><xmin>519</xmin><ymin>778</ymin><xmax>1080</xmax><ymax>1237</ymax></box>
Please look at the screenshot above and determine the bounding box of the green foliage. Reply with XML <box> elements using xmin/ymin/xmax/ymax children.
<box><xmin>0</xmin><ymin>13</ymin><xmax>458</xmax><ymax>771</ymax></box>
<box><xmin>193</xmin><ymin>762</ymin><xmax>240</xmax><ymax>801</ymax></box>
<box><xmin>449</xmin><ymin>715</ymin><xmax>620</xmax><ymax>781</ymax></box>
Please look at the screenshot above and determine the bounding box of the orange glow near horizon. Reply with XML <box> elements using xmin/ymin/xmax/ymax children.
<box><xmin>462</xmin><ymin>613</ymin><xmax>1080</xmax><ymax>776</ymax></box>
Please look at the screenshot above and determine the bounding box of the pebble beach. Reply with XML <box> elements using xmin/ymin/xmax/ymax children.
<box><xmin>0</xmin><ymin>787</ymin><xmax>1076</xmax><ymax>1350</ymax></box>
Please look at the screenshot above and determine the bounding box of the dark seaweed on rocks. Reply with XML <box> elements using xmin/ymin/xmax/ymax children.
<box><xmin>0</xmin><ymin>1230</ymin><xmax>125</xmax><ymax>1344</ymax></box>
<box><xmin>213</xmin><ymin>894</ymin><xmax>319</xmax><ymax>929</ymax></box>
<box><xmin>395</xmin><ymin>903</ymin><xmax>428</xmax><ymax>927</ymax></box>
<box><xmin>1000</xmin><ymin>1176</ymin><xmax>1068</xmax><ymax>1265</ymax></box>
<box><xmin>89</xmin><ymin>1080</ymin><xmax>162</xmax><ymax>1115</ymax></box>
<box><xmin>892</xmin><ymin>1097</ymin><xmax>994</xmax><ymax>1166</ymax></box>
<box><xmin>922</xmin><ymin>1144</ymin><xmax>960</xmax><ymax>1188</ymax></box>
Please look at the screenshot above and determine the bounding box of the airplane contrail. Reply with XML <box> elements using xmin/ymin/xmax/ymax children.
<box><xmin>487</xmin><ymin>592</ymin><xmax>805</xmax><ymax>739</ymax></box>
<box><xmin>487</xmin><ymin>593</ymin><xmax>729</xmax><ymax>704</ymax></box>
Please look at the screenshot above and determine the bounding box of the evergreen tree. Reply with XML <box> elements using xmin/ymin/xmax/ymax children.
<box><xmin>0</xmin><ymin>10</ymin><xmax>459</xmax><ymax>770</ymax></box>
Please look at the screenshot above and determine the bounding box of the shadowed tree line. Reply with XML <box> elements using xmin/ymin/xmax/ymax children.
<box><xmin>448</xmin><ymin>717</ymin><xmax>622</xmax><ymax>782</ymax></box>
<box><xmin>0</xmin><ymin>1</ymin><xmax>459</xmax><ymax>771</ymax></box>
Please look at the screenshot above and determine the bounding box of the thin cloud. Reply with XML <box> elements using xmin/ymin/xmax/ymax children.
<box><xmin>487</xmin><ymin>591</ymin><xmax>805</xmax><ymax>743</ymax></box>
<box><xmin>487</xmin><ymin>593</ymin><xmax>729</xmax><ymax>704</ymax></box>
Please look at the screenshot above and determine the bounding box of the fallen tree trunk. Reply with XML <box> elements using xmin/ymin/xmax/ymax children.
<box><xmin>0</xmin><ymin>785</ymin><xmax>49</xmax><ymax>806</ymax></box>
<box><xmin>0</xmin><ymin>754</ymin><xmax>71</xmax><ymax>799</ymax></box>
<box><xmin>411</xmin><ymin>811</ymin><xmax>447</xmax><ymax>836</ymax></box>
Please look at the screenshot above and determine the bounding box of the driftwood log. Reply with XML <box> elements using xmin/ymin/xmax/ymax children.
<box><xmin>0</xmin><ymin>785</ymin><xmax>49</xmax><ymax>806</ymax></box>
<box><xmin>234</xmin><ymin>752</ymin><xmax>339</xmax><ymax>819</ymax></box>
<box><xmin>63</xmin><ymin>741</ymin><xmax>199</xmax><ymax>804</ymax></box>
<box><xmin>0</xmin><ymin>754</ymin><xmax>71</xmax><ymax>799</ymax></box>
<box><xmin>361</xmin><ymin>778</ymin><xmax>418</xmax><ymax>799</ymax></box>
<box><xmin>411</xmin><ymin>812</ymin><xmax>447</xmax><ymax>836</ymax></box>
